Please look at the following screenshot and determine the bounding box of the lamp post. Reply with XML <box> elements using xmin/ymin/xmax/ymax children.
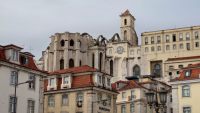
<box><xmin>14</xmin><ymin>79</ymin><xmax>33</xmax><ymax>113</ymax></box>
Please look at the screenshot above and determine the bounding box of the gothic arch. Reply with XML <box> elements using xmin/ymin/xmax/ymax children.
<box><xmin>110</xmin><ymin>33</ymin><xmax>121</xmax><ymax>42</ymax></box>
<box><xmin>60</xmin><ymin>59</ymin><xmax>64</xmax><ymax>70</ymax></box>
<box><xmin>133</xmin><ymin>65</ymin><xmax>140</xmax><ymax>77</ymax></box>
<box><xmin>69</xmin><ymin>59</ymin><xmax>74</xmax><ymax>68</ymax></box>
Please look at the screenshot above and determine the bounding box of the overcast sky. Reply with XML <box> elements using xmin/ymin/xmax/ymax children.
<box><xmin>1</xmin><ymin>0</ymin><xmax>200</xmax><ymax>59</ymax></box>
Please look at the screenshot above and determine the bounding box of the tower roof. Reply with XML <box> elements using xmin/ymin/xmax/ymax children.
<box><xmin>120</xmin><ymin>9</ymin><xmax>135</xmax><ymax>20</ymax></box>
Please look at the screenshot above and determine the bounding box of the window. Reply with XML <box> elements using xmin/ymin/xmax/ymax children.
<box><xmin>182</xmin><ymin>85</ymin><xmax>190</xmax><ymax>97</ymax></box>
<box><xmin>110</xmin><ymin>60</ymin><xmax>113</xmax><ymax>75</ymax></box>
<box><xmin>145</xmin><ymin>47</ymin><xmax>149</xmax><ymax>52</ymax></box>
<box><xmin>48</xmin><ymin>95</ymin><xmax>55</xmax><ymax>107</ymax></box>
<box><xmin>157</xmin><ymin>36</ymin><xmax>161</xmax><ymax>43</ymax></box>
<box><xmin>195</xmin><ymin>42</ymin><xmax>199</xmax><ymax>47</ymax></box>
<box><xmin>9</xmin><ymin>96</ymin><xmax>17</xmax><ymax>113</ymax></box>
<box><xmin>60</xmin><ymin>59</ymin><xmax>64</xmax><ymax>70</ymax></box>
<box><xmin>69</xmin><ymin>59</ymin><xmax>74</xmax><ymax>68</ymax></box>
<box><xmin>63</xmin><ymin>76</ymin><xmax>69</xmax><ymax>84</ymax></box>
<box><xmin>121</xmin><ymin>104</ymin><xmax>126</xmax><ymax>113</ymax></box>
<box><xmin>151</xmin><ymin>37</ymin><xmax>154</xmax><ymax>44</ymax></box>
<box><xmin>29</xmin><ymin>74</ymin><xmax>35</xmax><ymax>90</ymax></box>
<box><xmin>97</xmin><ymin>93</ymin><xmax>102</xmax><ymax>103</ymax></box>
<box><xmin>179</xmin><ymin>43</ymin><xmax>184</xmax><ymax>49</ymax></box>
<box><xmin>145</xmin><ymin>37</ymin><xmax>148</xmax><ymax>45</ymax></box>
<box><xmin>20</xmin><ymin>56</ymin><xmax>28</xmax><ymax>65</ymax></box>
<box><xmin>124</xmin><ymin>30</ymin><xmax>127</xmax><ymax>40</ymax></box>
<box><xmin>60</xmin><ymin>40</ymin><xmax>65</xmax><ymax>47</ymax></box>
<box><xmin>98</xmin><ymin>75</ymin><xmax>102</xmax><ymax>84</ymax></box>
<box><xmin>99</xmin><ymin>53</ymin><xmax>103</xmax><ymax>71</ymax></box>
<box><xmin>166</xmin><ymin>45</ymin><xmax>170</xmax><ymax>51</ymax></box>
<box><xmin>133</xmin><ymin>65</ymin><xmax>140</xmax><ymax>77</ymax></box>
<box><xmin>195</xmin><ymin>31</ymin><xmax>199</xmax><ymax>39</ymax></box>
<box><xmin>124</xmin><ymin>19</ymin><xmax>127</xmax><ymax>25</ymax></box>
<box><xmin>49</xmin><ymin>78</ymin><xmax>55</xmax><ymax>86</ymax></box>
<box><xmin>102</xmin><ymin>76</ymin><xmax>105</xmax><ymax>86</ymax></box>
<box><xmin>172</xmin><ymin>34</ymin><xmax>176</xmax><ymax>42</ymax></box>
<box><xmin>169</xmin><ymin>72</ymin><xmax>172</xmax><ymax>76</ymax></box>
<box><xmin>10</xmin><ymin>71</ymin><xmax>18</xmax><ymax>85</ymax></box>
<box><xmin>79</xmin><ymin>60</ymin><xmax>82</xmax><ymax>66</ymax></box>
<box><xmin>183</xmin><ymin>107</ymin><xmax>191</xmax><ymax>113</ymax></box>
<box><xmin>179</xmin><ymin>65</ymin><xmax>183</xmax><ymax>68</ymax></box>
<box><xmin>130</xmin><ymin>103</ymin><xmax>134</xmax><ymax>113</ymax></box>
<box><xmin>27</xmin><ymin>100</ymin><xmax>35</xmax><ymax>113</ymax></box>
<box><xmin>179</xmin><ymin>33</ymin><xmax>183</xmax><ymax>41</ymax></box>
<box><xmin>186</xmin><ymin>33</ymin><xmax>190</xmax><ymax>40</ymax></box>
<box><xmin>170</xmin><ymin>94</ymin><xmax>173</xmax><ymax>102</ymax></box>
<box><xmin>170</xmin><ymin>108</ymin><xmax>173</xmax><ymax>113</ymax></box>
<box><xmin>173</xmin><ymin>44</ymin><xmax>176</xmax><ymax>50</ymax></box>
<box><xmin>151</xmin><ymin>46</ymin><xmax>155</xmax><ymax>52</ymax></box>
<box><xmin>185</xmin><ymin>70</ymin><xmax>191</xmax><ymax>77</ymax></box>
<box><xmin>12</xmin><ymin>50</ymin><xmax>19</xmax><ymax>61</ymax></box>
<box><xmin>153</xmin><ymin>64</ymin><xmax>161</xmax><ymax>77</ymax></box>
<box><xmin>186</xmin><ymin>43</ymin><xmax>190</xmax><ymax>50</ymax></box>
<box><xmin>69</xmin><ymin>40</ymin><xmax>74</xmax><ymax>46</ymax></box>
<box><xmin>61</xmin><ymin>94</ymin><xmax>68</xmax><ymax>106</ymax></box>
<box><xmin>122</xmin><ymin>92</ymin><xmax>126</xmax><ymax>99</ymax></box>
<box><xmin>157</xmin><ymin>46</ymin><xmax>161</xmax><ymax>51</ymax></box>
<box><xmin>76</xmin><ymin>92</ymin><xmax>83</xmax><ymax>107</ymax></box>
<box><xmin>107</xmin><ymin>78</ymin><xmax>111</xmax><ymax>87</ymax></box>
<box><xmin>92</xmin><ymin>54</ymin><xmax>95</xmax><ymax>68</ymax></box>
<box><xmin>166</xmin><ymin>35</ymin><xmax>170</xmax><ymax>42</ymax></box>
<box><xmin>107</xmin><ymin>95</ymin><xmax>111</xmax><ymax>106</ymax></box>
<box><xmin>131</xmin><ymin>90</ymin><xmax>134</xmax><ymax>101</ymax></box>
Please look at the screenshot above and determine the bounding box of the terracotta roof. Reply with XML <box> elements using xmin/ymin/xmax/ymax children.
<box><xmin>167</xmin><ymin>56</ymin><xmax>200</xmax><ymax>61</ymax></box>
<box><xmin>171</xmin><ymin>63</ymin><xmax>200</xmax><ymax>81</ymax></box>
<box><xmin>112</xmin><ymin>80</ymin><xmax>141</xmax><ymax>91</ymax></box>
<box><xmin>0</xmin><ymin>44</ymin><xmax>46</xmax><ymax>73</ymax></box>
<box><xmin>49</xmin><ymin>65</ymin><xmax>97</xmax><ymax>75</ymax></box>
<box><xmin>71</xmin><ymin>74</ymin><xmax>94</xmax><ymax>88</ymax></box>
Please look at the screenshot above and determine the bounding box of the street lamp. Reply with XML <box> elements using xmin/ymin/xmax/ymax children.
<box><xmin>14</xmin><ymin>79</ymin><xmax>34</xmax><ymax>113</ymax></box>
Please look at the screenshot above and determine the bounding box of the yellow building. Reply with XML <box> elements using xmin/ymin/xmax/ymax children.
<box><xmin>112</xmin><ymin>80</ymin><xmax>147</xmax><ymax>113</ymax></box>
<box><xmin>170</xmin><ymin>63</ymin><xmax>200</xmax><ymax>113</ymax></box>
<box><xmin>43</xmin><ymin>65</ymin><xmax>118</xmax><ymax>113</ymax></box>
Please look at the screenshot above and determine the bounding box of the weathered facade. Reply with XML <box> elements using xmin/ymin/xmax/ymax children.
<box><xmin>0</xmin><ymin>44</ymin><xmax>46</xmax><ymax>113</ymax></box>
<box><xmin>43</xmin><ymin>65</ymin><xmax>118</xmax><ymax>113</ymax></box>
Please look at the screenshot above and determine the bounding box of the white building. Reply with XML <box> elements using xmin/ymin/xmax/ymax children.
<box><xmin>0</xmin><ymin>44</ymin><xmax>46</xmax><ymax>113</ymax></box>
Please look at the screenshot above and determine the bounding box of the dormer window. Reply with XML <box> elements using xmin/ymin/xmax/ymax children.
<box><xmin>63</xmin><ymin>76</ymin><xmax>69</xmax><ymax>84</ymax></box>
<box><xmin>12</xmin><ymin>50</ymin><xmax>19</xmax><ymax>61</ymax></box>
<box><xmin>49</xmin><ymin>78</ymin><xmax>55</xmax><ymax>86</ymax></box>
<box><xmin>107</xmin><ymin>78</ymin><xmax>111</xmax><ymax>87</ymax></box>
<box><xmin>185</xmin><ymin>70</ymin><xmax>191</xmax><ymax>77</ymax></box>
<box><xmin>20</xmin><ymin>56</ymin><xmax>28</xmax><ymax>65</ymax></box>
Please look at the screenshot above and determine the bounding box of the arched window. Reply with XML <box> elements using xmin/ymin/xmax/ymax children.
<box><xmin>70</xmin><ymin>39</ymin><xmax>74</xmax><ymax>47</ymax></box>
<box><xmin>69</xmin><ymin>59</ymin><xmax>74</xmax><ymax>68</ymax></box>
<box><xmin>79</xmin><ymin>60</ymin><xmax>82</xmax><ymax>66</ymax></box>
<box><xmin>124</xmin><ymin>19</ymin><xmax>127</xmax><ymax>25</ymax></box>
<box><xmin>133</xmin><ymin>65</ymin><xmax>140</xmax><ymax>77</ymax></box>
<box><xmin>153</xmin><ymin>64</ymin><xmax>161</xmax><ymax>76</ymax></box>
<box><xmin>124</xmin><ymin>30</ymin><xmax>127</xmax><ymax>40</ymax></box>
<box><xmin>92</xmin><ymin>54</ymin><xmax>95</xmax><ymax>68</ymax></box>
<box><xmin>110</xmin><ymin>60</ymin><xmax>113</xmax><ymax>75</ymax></box>
<box><xmin>99</xmin><ymin>53</ymin><xmax>103</xmax><ymax>71</ymax></box>
<box><xmin>60</xmin><ymin>40</ymin><xmax>65</xmax><ymax>47</ymax></box>
<box><xmin>60</xmin><ymin>59</ymin><xmax>64</xmax><ymax>70</ymax></box>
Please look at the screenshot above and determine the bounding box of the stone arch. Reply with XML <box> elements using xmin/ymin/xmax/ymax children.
<box><xmin>69</xmin><ymin>59</ymin><xmax>74</xmax><ymax>68</ymax></box>
<box><xmin>133</xmin><ymin>65</ymin><xmax>140</xmax><ymax>77</ymax></box>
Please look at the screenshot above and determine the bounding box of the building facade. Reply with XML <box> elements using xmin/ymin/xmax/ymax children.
<box><xmin>170</xmin><ymin>63</ymin><xmax>200</xmax><ymax>113</ymax></box>
<box><xmin>38</xmin><ymin>10</ymin><xmax>200</xmax><ymax>113</ymax></box>
<box><xmin>0</xmin><ymin>44</ymin><xmax>46</xmax><ymax>113</ymax></box>
<box><xmin>43</xmin><ymin>65</ymin><xmax>118</xmax><ymax>113</ymax></box>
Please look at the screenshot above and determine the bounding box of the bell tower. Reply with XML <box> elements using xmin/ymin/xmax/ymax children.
<box><xmin>120</xmin><ymin>10</ymin><xmax>138</xmax><ymax>46</ymax></box>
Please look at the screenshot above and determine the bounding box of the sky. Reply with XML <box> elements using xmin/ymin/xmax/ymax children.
<box><xmin>1</xmin><ymin>0</ymin><xmax>200</xmax><ymax>59</ymax></box>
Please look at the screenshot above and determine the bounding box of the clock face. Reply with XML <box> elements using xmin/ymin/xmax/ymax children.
<box><xmin>117</xmin><ymin>46</ymin><xmax>124</xmax><ymax>54</ymax></box>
